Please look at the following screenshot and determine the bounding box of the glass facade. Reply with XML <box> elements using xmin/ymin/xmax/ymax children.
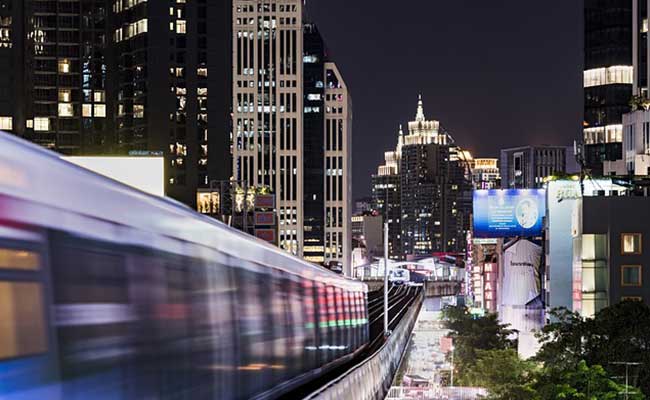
<box><xmin>0</xmin><ymin>0</ymin><xmax>232</xmax><ymax>209</ymax></box>
<box><xmin>583</xmin><ymin>0</ymin><xmax>633</xmax><ymax>173</ymax></box>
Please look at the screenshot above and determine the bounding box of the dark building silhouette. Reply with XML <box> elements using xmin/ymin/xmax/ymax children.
<box><xmin>0</xmin><ymin>0</ymin><xmax>232</xmax><ymax>208</ymax></box>
<box><xmin>583</xmin><ymin>0</ymin><xmax>633</xmax><ymax>175</ymax></box>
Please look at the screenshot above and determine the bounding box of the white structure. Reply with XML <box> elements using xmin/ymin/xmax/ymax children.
<box><xmin>232</xmin><ymin>1</ymin><xmax>352</xmax><ymax>273</ymax></box>
<box><xmin>233</xmin><ymin>1</ymin><xmax>304</xmax><ymax>256</ymax></box>
<box><xmin>324</xmin><ymin>63</ymin><xmax>352</xmax><ymax>271</ymax></box>
<box><xmin>605</xmin><ymin>109</ymin><xmax>650</xmax><ymax>175</ymax></box>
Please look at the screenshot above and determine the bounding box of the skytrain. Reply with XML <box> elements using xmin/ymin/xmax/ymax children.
<box><xmin>0</xmin><ymin>131</ymin><xmax>369</xmax><ymax>399</ymax></box>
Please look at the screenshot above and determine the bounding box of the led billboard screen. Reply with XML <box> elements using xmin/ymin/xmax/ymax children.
<box><xmin>473</xmin><ymin>189</ymin><xmax>546</xmax><ymax>238</ymax></box>
<box><xmin>63</xmin><ymin>157</ymin><xmax>165</xmax><ymax>197</ymax></box>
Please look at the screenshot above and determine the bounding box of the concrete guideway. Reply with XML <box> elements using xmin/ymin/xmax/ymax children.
<box><xmin>300</xmin><ymin>286</ymin><xmax>423</xmax><ymax>400</ymax></box>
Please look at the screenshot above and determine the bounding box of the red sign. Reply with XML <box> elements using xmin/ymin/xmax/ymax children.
<box><xmin>483</xmin><ymin>263</ymin><xmax>498</xmax><ymax>313</ymax></box>
<box><xmin>254</xmin><ymin>211</ymin><xmax>275</xmax><ymax>226</ymax></box>
<box><xmin>255</xmin><ymin>194</ymin><xmax>275</xmax><ymax>209</ymax></box>
<box><xmin>440</xmin><ymin>336</ymin><xmax>453</xmax><ymax>353</ymax></box>
<box><xmin>255</xmin><ymin>229</ymin><xmax>276</xmax><ymax>243</ymax></box>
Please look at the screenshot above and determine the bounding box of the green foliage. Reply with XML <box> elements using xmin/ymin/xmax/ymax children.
<box><xmin>442</xmin><ymin>303</ymin><xmax>647</xmax><ymax>398</ymax></box>
<box><xmin>463</xmin><ymin>349</ymin><xmax>537</xmax><ymax>400</ymax></box>
<box><xmin>441</xmin><ymin>305</ymin><xmax>514</xmax><ymax>381</ymax></box>
<box><xmin>534</xmin><ymin>361</ymin><xmax>644</xmax><ymax>400</ymax></box>
<box><xmin>535</xmin><ymin>301</ymin><xmax>650</xmax><ymax>396</ymax></box>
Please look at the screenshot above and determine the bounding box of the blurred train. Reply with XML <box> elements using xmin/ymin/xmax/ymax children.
<box><xmin>0</xmin><ymin>132</ymin><xmax>369</xmax><ymax>399</ymax></box>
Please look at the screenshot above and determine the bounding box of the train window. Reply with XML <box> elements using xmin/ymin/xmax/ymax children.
<box><xmin>53</xmin><ymin>245</ymin><xmax>128</xmax><ymax>304</ymax></box>
<box><xmin>0</xmin><ymin>281</ymin><xmax>47</xmax><ymax>359</ymax></box>
<box><xmin>0</xmin><ymin>248</ymin><xmax>40</xmax><ymax>270</ymax></box>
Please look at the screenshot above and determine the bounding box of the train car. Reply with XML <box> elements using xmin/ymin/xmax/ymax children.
<box><xmin>0</xmin><ymin>132</ymin><xmax>369</xmax><ymax>399</ymax></box>
<box><xmin>388</xmin><ymin>268</ymin><xmax>410</xmax><ymax>285</ymax></box>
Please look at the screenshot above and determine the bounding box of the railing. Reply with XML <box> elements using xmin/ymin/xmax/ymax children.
<box><xmin>424</xmin><ymin>281</ymin><xmax>461</xmax><ymax>297</ymax></box>
<box><xmin>386</xmin><ymin>386</ymin><xmax>488</xmax><ymax>400</ymax></box>
<box><xmin>305</xmin><ymin>290</ymin><xmax>424</xmax><ymax>400</ymax></box>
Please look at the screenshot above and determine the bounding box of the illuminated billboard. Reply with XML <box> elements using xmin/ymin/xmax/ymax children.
<box><xmin>63</xmin><ymin>157</ymin><xmax>165</xmax><ymax>197</ymax></box>
<box><xmin>473</xmin><ymin>189</ymin><xmax>546</xmax><ymax>238</ymax></box>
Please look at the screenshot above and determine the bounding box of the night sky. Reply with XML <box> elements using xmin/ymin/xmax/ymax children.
<box><xmin>309</xmin><ymin>0</ymin><xmax>583</xmax><ymax>199</ymax></box>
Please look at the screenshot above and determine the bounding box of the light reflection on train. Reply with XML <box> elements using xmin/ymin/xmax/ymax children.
<box><xmin>0</xmin><ymin>132</ymin><xmax>369</xmax><ymax>399</ymax></box>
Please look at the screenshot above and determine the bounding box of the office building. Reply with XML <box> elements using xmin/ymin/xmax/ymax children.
<box><xmin>572</xmin><ymin>191</ymin><xmax>650</xmax><ymax>317</ymax></box>
<box><xmin>354</xmin><ymin>197</ymin><xmax>373</xmax><ymax>214</ymax></box>
<box><xmin>545</xmin><ymin>179</ymin><xmax>627</xmax><ymax>315</ymax></box>
<box><xmin>400</xmin><ymin>97</ymin><xmax>472</xmax><ymax>256</ymax></box>
<box><xmin>232</xmin><ymin>1</ymin><xmax>352</xmax><ymax>273</ymax></box>
<box><xmin>472</xmin><ymin>158</ymin><xmax>500</xmax><ymax>189</ymax></box>
<box><xmin>0</xmin><ymin>0</ymin><xmax>233</xmax><ymax>208</ymax></box>
<box><xmin>351</xmin><ymin>213</ymin><xmax>383</xmax><ymax>258</ymax></box>
<box><xmin>371</xmin><ymin>125</ymin><xmax>403</xmax><ymax>259</ymax></box>
<box><xmin>583</xmin><ymin>0</ymin><xmax>632</xmax><ymax>175</ymax></box>
<box><xmin>604</xmin><ymin>109</ymin><xmax>650</xmax><ymax>175</ymax></box>
<box><xmin>500</xmin><ymin>145</ymin><xmax>575</xmax><ymax>189</ymax></box>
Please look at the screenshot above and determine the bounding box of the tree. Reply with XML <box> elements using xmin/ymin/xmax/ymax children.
<box><xmin>463</xmin><ymin>349</ymin><xmax>537</xmax><ymax>400</ymax></box>
<box><xmin>536</xmin><ymin>301</ymin><xmax>650</xmax><ymax>396</ymax></box>
<box><xmin>534</xmin><ymin>361</ymin><xmax>644</xmax><ymax>400</ymax></box>
<box><xmin>442</xmin><ymin>305</ymin><xmax>514</xmax><ymax>382</ymax></box>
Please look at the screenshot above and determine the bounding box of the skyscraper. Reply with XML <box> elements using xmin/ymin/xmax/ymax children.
<box><xmin>231</xmin><ymin>1</ymin><xmax>352</xmax><ymax>273</ymax></box>
<box><xmin>399</xmin><ymin>97</ymin><xmax>472</xmax><ymax>256</ymax></box>
<box><xmin>583</xmin><ymin>0</ymin><xmax>633</xmax><ymax>175</ymax></box>
<box><xmin>500</xmin><ymin>145</ymin><xmax>574</xmax><ymax>189</ymax></box>
<box><xmin>0</xmin><ymin>0</ymin><xmax>232</xmax><ymax>208</ymax></box>
<box><xmin>371</xmin><ymin>125</ymin><xmax>403</xmax><ymax>259</ymax></box>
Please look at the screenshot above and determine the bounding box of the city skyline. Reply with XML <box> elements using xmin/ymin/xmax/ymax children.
<box><xmin>310</xmin><ymin>0</ymin><xmax>583</xmax><ymax>198</ymax></box>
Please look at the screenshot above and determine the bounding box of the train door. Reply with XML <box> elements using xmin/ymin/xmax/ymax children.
<box><xmin>0</xmin><ymin>226</ymin><xmax>59</xmax><ymax>399</ymax></box>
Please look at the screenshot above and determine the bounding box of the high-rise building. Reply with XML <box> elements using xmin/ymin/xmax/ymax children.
<box><xmin>0</xmin><ymin>0</ymin><xmax>232</xmax><ymax>208</ymax></box>
<box><xmin>372</xmin><ymin>125</ymin><xmax>403</xmax><ymax>259</ymax></box>
<box><xmin>500</xmin><ymin>145</ymin><xmax>575</xmax><ymax>189</ymax></box>
<box><xmin>231</xmin><ymin>1</ymin><xmax>352</xmax><ymax>273</ymax></box>
<box><xmin>399</xmin><ymin>97</ymin><xmax>472</xmax><ymax>256</ymax></box>
<box><xmin>583</xmin><ymin>0</ymin><xmax>633</xmax><ymax>175</ymax></box>
<box><xmin>472</xmin><ymin>158</ymin><xmax>500</xmax><ymax>189</ymax></box>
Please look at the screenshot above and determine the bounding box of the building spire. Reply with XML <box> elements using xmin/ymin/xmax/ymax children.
<box><xmin>415</xmin><ymin>94</ymin><xmax>425</xmax><ymax>122</ymax></box>
<box><xmin>399</xmin><ymin>124</ymin><xmax>404</xmax><ymax>136</ymax></box>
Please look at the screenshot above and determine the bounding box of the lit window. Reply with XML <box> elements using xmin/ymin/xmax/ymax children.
<box><xmin>26</xmin><ymin>119</ymin><xmax>33</xmax><ymax>129</ymax></box>
<box><xmin>583</xmin><ymin>66</ymin><xmax>633</xmax><ymax>88</ymax></box>
<box><xmin>622</xmin><ymin>233</ymin><xmax>642</xmax><ymax>255</ymax></box>
<box><xmin>34</xmin><ymin>117</ymin><xmax>49</xmax><ymax>131</ymax></box>
<box><xmin>93</xmin><ymin>90</ymin><xmax>105</xmax><ymax>102</ymax></box>
<box><xmin>134</xmin><ymin>105</ymin><xmax>144</xmax><ymax>118</ymax></box>
<box><xmin>622</xmin><ymin>296</ymin><xmax>642</xmax><ymax>302</ymax></box>
<box><xmin>197</xmin><ymin>68</ymin><xmax>207</xmax><ymax>77</ymax></box>
<box><xmin>94</xmin><ymin>104</ymin><xmax>106</xmax><ymax>118</ymax></box>
<box><xmin>58</xmin><ymin>59</ymin><xmax>70</xmax><ymax>74</ymax></box>
<box><xmin>621</xmin><ymin>265</ymin><xmax>642</xmax><ymax>286</ymax></box>
<box><xmin>0</xmin><ymin>116</ymin><xmax>12</xmax><ymax>130</ymax></box>
<box><xmin>82</xmin><ymin>104</ymin><xmax>92</xmax><ymax>117</ymax></box>
<box><xmin>58</xmin><ymin>103</ymin><xmax>74</xmax><ymax>117</ymax></box>
<box><xmin>0</xmin><ymin>249</ymin><xmax>40</xmax><ymax>271</ymax></box>
<box><xmin>58</xmin><ymin>89</ymin><xmax>71</xmax><ymax>102</ymax></box>
<box><xmin>0</xmin><ymin>281</ymin><xmax>47</xmax><ymax>359</ymax></box>
<box><xmin>176</xmin><ymin>20</ymin><xmax>186</xmax><ymax>34</ymax></box>
<box><xmin>644</xmin><ymin>18</ymin><xmax>649</xmax><ymax>33</ymax></box>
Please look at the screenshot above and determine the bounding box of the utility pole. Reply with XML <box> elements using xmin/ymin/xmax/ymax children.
<box><xmin>611</xmin><ymin>361</ymin><xmax>641</xmax><ymax>399</ymax></box>
<box><xmin>384</xmin><ymin>222</ymin><xmax>389</xmax><ymax>336</ymax></box>
<box><xmin>450</xmin><ymin>345</ymin><xmax>455</xmax><ymax>387</ymax></box>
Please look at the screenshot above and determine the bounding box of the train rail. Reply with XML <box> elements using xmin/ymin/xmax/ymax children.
<box><xmin>282</xmin><ymin>284</ymin><xmax>421</xmax><ymax>399</ymax></box>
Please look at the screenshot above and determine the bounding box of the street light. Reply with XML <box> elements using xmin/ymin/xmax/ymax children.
<box><xmin>384</xmin><ymin>222</ymin><xmax>390</xmax><ymax>336</ymax></box>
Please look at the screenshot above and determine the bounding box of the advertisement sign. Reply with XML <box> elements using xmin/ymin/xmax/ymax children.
<box><xmin>473</xmin><ymin>189</ymin><xmax>546</xmax><ymax>238</ymax></box>
<box><xmin>255</xmin><ymin>229</ymin><xmax>276</xmax><ymax>243</ymax></box>
<box><xmin>63</xmin><ymin>156</ymin><xmax>164</xmax><ymax>196</ymax></box>
<box><xmin>483</xmin><ymin>263</ymin><xmax>498</xmax><ymax>312</ymax></box>
<box><xmin>255</xmin><ymin>194</ymin><xmax>275</xmax><ymax>209</ymax></box>
<box><xmin>254</xmin><ymin>211</ymin><xmax>275</xmax><ymax>226</ymax></box>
